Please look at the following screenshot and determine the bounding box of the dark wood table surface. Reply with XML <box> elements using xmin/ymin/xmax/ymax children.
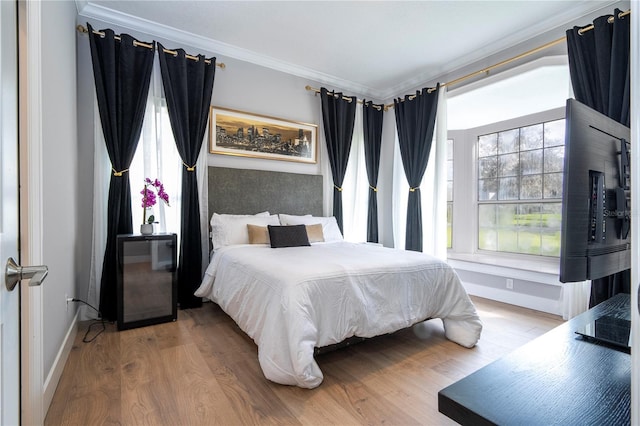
<box><xmin>438</xmin><ymin>293</ymin><xmax>631</xmax><ymax>425</ymax></box>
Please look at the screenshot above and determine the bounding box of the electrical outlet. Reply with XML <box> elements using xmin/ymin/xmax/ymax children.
<box><xmin>506</xmin><ymin>278</ymin><xmax>514</xmax><ymax>290</ymax></box>
<box><xmin>65</xmin><ymin>294</ymin><xmax>74</xmax><ymax>311</ymax></box>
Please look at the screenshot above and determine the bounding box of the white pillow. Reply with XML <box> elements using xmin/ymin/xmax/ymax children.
<box><xmin>210</xmin><ymin>211</ymin><xmax>269</xmax><ymax>228</ymax></box>
<box><xmin>211</xmin><ymin>213</ymin><xmax>278</xmax><ymax>249</ymax></box>
<box><xmin>278</xmin><ymin>214</ymin><xmax>343</xmax><ymax>242</ymax></box>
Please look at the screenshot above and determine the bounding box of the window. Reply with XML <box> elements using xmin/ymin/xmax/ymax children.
<box><xmin>476</xmin><ymin>119</ymin><xmax>565</xmax><ymax>256</ymax></box>
<box><xmin>447</xmin><ymin>138</ymin><xmax>453</xmax><ymax>248</ymax></box>
<box><xmin>130</xmin><ymin>100</ymin><xmax>181</xmax><ymax>235</ymax></box>
<box><xmin>446</xmin><ymin>56</ymin><xmax>570</xmax><ymax>264</ymax></box>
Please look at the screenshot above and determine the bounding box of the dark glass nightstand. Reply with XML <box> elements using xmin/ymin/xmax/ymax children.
<box><xmin>116</xmin><ymin>233</ymin><xmax>177</xmax><ymax>330</ymax></box>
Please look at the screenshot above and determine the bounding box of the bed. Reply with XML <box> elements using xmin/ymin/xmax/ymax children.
<box><xmin>197</xmin><ymin>167</ymin><xmax>482</xmax><ymax>389</ymax></box>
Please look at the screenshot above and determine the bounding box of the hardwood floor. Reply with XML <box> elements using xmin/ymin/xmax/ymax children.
<box><xmin>45</xmin><ymin>296</ymin><xmax>562</xmax><ymax>425</ymax></box>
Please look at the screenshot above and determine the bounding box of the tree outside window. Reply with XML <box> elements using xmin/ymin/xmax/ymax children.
<box><xmin>477</xmin><ymin>119</ymin><xmax>565</xmax><ymax>256</ymax></box>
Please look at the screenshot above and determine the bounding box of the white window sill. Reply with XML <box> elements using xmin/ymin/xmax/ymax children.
<box><xmin>447</xmin><ymin>251</ymin><xmax>561</xmax><ymax>286</ymax></box>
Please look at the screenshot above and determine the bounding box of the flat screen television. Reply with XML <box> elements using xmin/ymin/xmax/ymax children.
<box><xmin>559</xmin><ymin>99</ymin><xmax>631</xmax><ymax>283</ymax></box>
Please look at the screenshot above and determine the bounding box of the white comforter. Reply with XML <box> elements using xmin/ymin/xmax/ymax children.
<box><xmin>195</xmin><ymin>241</ymin><xmax>482</xmax><ymax>388</ymax></box>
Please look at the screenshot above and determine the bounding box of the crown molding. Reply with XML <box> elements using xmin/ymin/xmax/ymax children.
<box><xmin>76</xmin><ymin>2</ymin><xmax>384</xmax><ymax>99</ymax></box>
<box><xmin>383</xmin><ymin>0</ymin><xmax>623</xmax><ymax>99</ymax></box>
<box><xmin>74</xmin><ymin>0</ymin><xmax>88</xmax><ymax>15</ymax></box>
<box><xmin>76</xmin><ymin>0</ymin><xmax>624</xmax><ymax>102</ymax></box>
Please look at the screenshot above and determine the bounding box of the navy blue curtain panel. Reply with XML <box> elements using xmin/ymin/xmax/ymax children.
<box><xmin>567</xmin><ymin>9</ymin><xmax>630</xmax><ymax>307</ymax></box>
<box><xmin>88</xmin><ymin>23</ymin><xmax>155</xmax><ymax>321</ymax></box>
<box><xmin>320</xmin><ymin>87</ymin><xmax>357</xmax><ymax>233</ymax></box>
<box><xmin>363</xmin><ymin>101</ymin><xmax>384</xmax><ymax>243</ymax></box>
<box><xmin>394</xmin><ymin>85</ymin><xmax>440</xmax><ymax>252</ymax></box>
<box><xmin>158</xmin><ymin>43</ymin><xmax>216</xmax><ymax>309</ymax></box>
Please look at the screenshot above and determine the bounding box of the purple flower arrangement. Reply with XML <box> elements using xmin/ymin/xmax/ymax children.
<box><xmin>141</xmin><ymin>178</ymin><xmax>170</xmax><ymax>224</ymax></box>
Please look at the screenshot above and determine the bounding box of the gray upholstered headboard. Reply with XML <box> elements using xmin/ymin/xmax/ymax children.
<box><xmin>207</xmin><ymin>166</ymin><xmax>323</xmax><ymax>217</ymax></box>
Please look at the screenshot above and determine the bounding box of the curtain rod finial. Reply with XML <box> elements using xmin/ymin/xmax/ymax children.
<box><xmin>76</xmin><ymin>24</ymin><xmax>88</xmax><ymax>34</ymax></box>
<box><xmin>305</xmin><ymin>85</ymin><xmax>320</xmax><ymax>96</ymax></box>
<box><xmin>218</xmin><ymin>62</ymin><xmax>226</xmax><ymax>69</ymax></box>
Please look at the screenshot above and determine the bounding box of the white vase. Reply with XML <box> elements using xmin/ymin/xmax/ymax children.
<box><xmin>140</xmin><ymin>223</ymin><xmax>153</xmax><ymax>235</ymax></box>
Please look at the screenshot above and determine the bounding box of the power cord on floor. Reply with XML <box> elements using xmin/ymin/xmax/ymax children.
<box><xmin>69</xmin><ymin>298</ymin><xmax>107</xmax><ymax>343</ymax></box>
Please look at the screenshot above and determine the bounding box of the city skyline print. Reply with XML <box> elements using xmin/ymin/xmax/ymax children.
<box><xmin>210</xmin><ymin>107</ymin><xmax>318</xmax><ymax>164</ymax></box>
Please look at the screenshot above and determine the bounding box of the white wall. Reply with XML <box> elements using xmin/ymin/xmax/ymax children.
<box><xmin>41</xmin><ymin>0</ymin><xmax>78</xmax><ymax>380</ymax></box>
<box><xmin>35</xmin><ymin>0</ymin><xmax>79</xmax><ymax>413</ymax></box>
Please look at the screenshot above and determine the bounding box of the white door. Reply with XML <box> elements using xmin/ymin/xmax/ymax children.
<box><xmin>0</xmin><ymin>0</ymin><xmax>21</xmax><ymax>424</ymax></box>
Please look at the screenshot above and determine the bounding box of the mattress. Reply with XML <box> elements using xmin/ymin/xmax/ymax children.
<box><xmin>195</xmin><ymin>241</ymin><xmax>482</xmax><ymax>388</ymax></box>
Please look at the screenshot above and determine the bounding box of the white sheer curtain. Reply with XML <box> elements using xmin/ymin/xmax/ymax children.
<box><xmin>392</xmin><ymin>88</ymin><xmax>448</xmax><ymax>259</ymax></box>
<box><xmin>196</xmin><ymin>131</ymin><xmax>209</xmax><ymax>273</ymax></box>
<box><xmin>85</xmin><ymin>99</ymin><xmax>109</xmax><ymax>320</ymax></box>
<box><xmin>392</xmin><ymin>124</ymin><xmax>408</xmax><ymax>249</ymax></box>
<box><xmin>87</xmin><ymin>60</ymin><xmax>210</xmax><ymax>319</ymax></box>
<box><xmin>319</xmin><ymin>107</ymin><xmax>333</xmax><ymax>217</ymax></box>
<box><xmin>130</xmin><ymin>65</ymin><xmax>180</xmax><ymax>236</ymax></box>
<box><xmin>426</xmin><ymin>89</ymin><xmax>448</xmax><ymax>259</ymax></box>
<box><xmin>561</xmin><ymin>280</ymin><xmax>591</xmax><ymax>320</ymax></box>
<box><xmin>342</xmin><ymin>105</ymin><xmax>368</xmax><ymax>242</ymax></box>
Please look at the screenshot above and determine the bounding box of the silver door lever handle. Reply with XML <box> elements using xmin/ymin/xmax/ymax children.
<box><xmin>5</xmin><ymin>257</ymin><xmax>48</xmax><ymax>291</ymax></box>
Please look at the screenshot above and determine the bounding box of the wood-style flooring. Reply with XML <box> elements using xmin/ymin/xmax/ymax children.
<box><xmin>45</xmin><ymin>296</ymin><xmax>563</xmax><ymax>425</ymax></box>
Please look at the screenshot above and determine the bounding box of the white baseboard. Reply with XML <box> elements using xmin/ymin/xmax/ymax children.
<box><xmin>462</xmin><ymin>281</ymin><xmax>562</xmax><ymax>316</ymax></box>
<box><xmin>43</xmin><ymin>310</ymin><xmax>78</xmax><ymax>415</ymax></box>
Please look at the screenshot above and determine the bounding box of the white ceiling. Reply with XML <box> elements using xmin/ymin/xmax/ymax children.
<box><xmin>76</xmin><ymin>0</ymin><xmax>623</xmax><ymax>100</ymax></box>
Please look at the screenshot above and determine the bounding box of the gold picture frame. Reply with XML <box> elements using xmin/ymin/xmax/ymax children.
<box><xmin>209</xmin><ymin>107</ymin><xmax>318</xmax><ymax>164</ymax></box>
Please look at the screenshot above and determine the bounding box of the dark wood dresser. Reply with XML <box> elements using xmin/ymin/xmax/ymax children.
<box><xmin>438</xmin><ymin>293</ymin><xmax>631</xmax><ymax>425</ymax></box>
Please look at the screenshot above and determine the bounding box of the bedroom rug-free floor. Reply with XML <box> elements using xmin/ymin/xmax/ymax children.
<box><xmin>45</xmin><ymin>296</ymin><xmax>562</xmax><ymax>425</ymax></box>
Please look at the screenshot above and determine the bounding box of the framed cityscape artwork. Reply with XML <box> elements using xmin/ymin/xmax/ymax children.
<box><xmin>210</xmin><ymin>107</ymin><xmax>318</xmax><ymax>164</ymax></box>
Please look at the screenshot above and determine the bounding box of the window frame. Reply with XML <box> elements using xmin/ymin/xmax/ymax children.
<box><xmin>476</xmin><ymin>118</ymin><xmax>565</xmax><ymax>257</ymax></box>
<box><xmin>448</xmin><ymin>106</ymin><xmax>566</xmax><ymax>265</ymax></box>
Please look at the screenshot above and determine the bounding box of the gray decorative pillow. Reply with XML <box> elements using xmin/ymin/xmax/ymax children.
<box><xmin>268</xmin><ymin>225</ymin><xmax>311</xmax><ymax>248</ymax></box>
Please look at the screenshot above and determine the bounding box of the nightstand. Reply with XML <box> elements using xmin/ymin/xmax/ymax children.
<box><xmin>116</xmin><ymin>233</ymin><xmax>177</xmax><ymax>330</ymax></box>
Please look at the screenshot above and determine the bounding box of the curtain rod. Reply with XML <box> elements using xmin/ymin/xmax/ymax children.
<box><xmin>381</xmin><ymin>8</ymin><xmax>631</xmax><ymax>109</ymax></box>
<box><xmin>306</xmin><ymin>33</ymin><xmax>565</xmax><ymax>112</ymax></box>
<box><xmin>376</xmin><ymin>35</ymin><xmax>569</xmax><ymax>110</ymax></box>
<box><xmin>304</xmin><ymin>85</ymin><xmax>383</xmax><ymax>111</ymax></box>
<box><xmin>578</xmin><ymin>8</ymin><xmax>630</xmax><ymax>34</ymax></box>
<box><xmin>306</xmin><ymin>9</ymin><xmax>631</xmax><ymax>111</ymax></box>
<box><xmin>76</xmin><ymin>25</ymin><xmax>226</xmax><ymax>69</ymax></box>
